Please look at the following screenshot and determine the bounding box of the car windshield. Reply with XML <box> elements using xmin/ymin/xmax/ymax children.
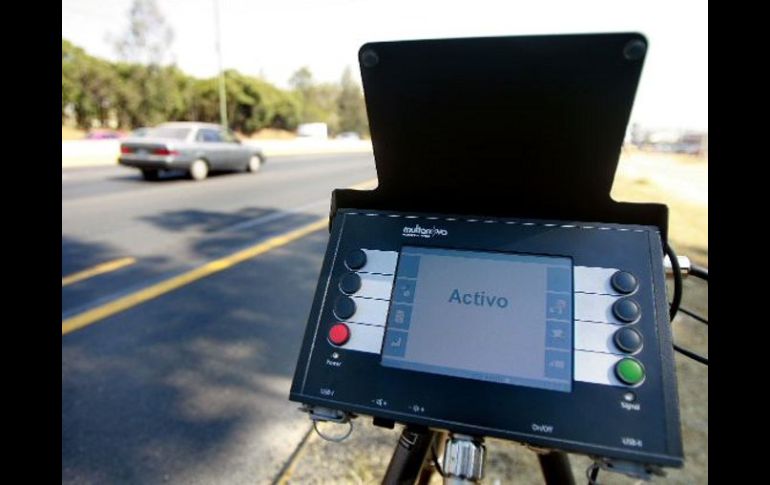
<box><xmin>143</xmin><ymin>127</ymin><xmax>190</xmax><ymax>140</ymax></box>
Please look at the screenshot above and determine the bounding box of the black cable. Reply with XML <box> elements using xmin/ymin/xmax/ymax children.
<box><xmin>674</xmin><ymin>344</ymin><xmax>708</xmax><ymax>365</ymax></box>
<box><xmin>587</xmin><ymin>463</ymin><xmax>600</xmax><ymax>484</ymax></box>
<box><xmin>431</xmin><ymin>443</ymin><xmax>445</xmax><ymax>477</ymax></box>
<box><xmin>679</xmin><ymin>306</ymin><xmax>708</xmax><ymax>325</ymax></box>
<box><xmin>665</xmin><ymin>244</ymin><xmax>708</xmax><ymax>365</ymax></box>
<box><xmin>690</xmin><ymin>264</ymin><xmax>708</xmax><ymax>281</ymax></box>
<box><xmin>664</xmin><ymin>242</ymin><xmax>682</xmax><ymax>321</ymax></box>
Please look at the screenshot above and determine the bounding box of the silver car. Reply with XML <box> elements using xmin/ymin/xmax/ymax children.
<box><xmin>118</xmin><ymin>122</ymin><xmax>266</xmax><ymax>181</ymax></box>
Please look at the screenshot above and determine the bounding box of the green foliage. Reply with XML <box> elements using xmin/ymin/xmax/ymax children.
<box><xmin>62</xmin><ymin>39</ymin><xmax>367</xmax><ymax>136</ymax></box>
<box><xmin>289</xmin><ymin>67</ymin><xmax>339</xmax><ymax>129</ymax></box>
<box><xmin>337</xmin><ymin>67</ymin><xmax>368</xmax><ymax>135</ymax></box>
<box><xmin>62</xmin><ymin>39</ymin><xmax>302</xmax><ymax>133</ymax></box>
<box><xmin>289</xmin><ymin>66</ymin><xmax>369</xmax><ymax>136</ymax></box>
<box><xmin>184</xmin><ymin>70</ymin><xmax>301</xmax><ymax>134</ymax></box>
<box><xmin>288</xmin><ymin>66</ymin><xmax>314</xmax><ymax>92</ymax></box>
<box><xmin>221</xmin><ymin>70</ymin><xmax>302</xmax><ymax>134</ymax></box>
<box><xmin>61</xmin><ymin>40</ymin><xmax>82</xmax><ymax>121</ymax></box>
<box><xmin>63</xmin><ymin>1</ymin><xmax>368</xmax><ymax>135</ymax></box>
<box><xmin>111</xmin><ymin>63</ymin><xmax>187</xmax><ymax>128</ymax></box>
<box><xmin>62</xmin><ymin>39</ymin><xmax>119</xmax><ymax>128</ymax></box>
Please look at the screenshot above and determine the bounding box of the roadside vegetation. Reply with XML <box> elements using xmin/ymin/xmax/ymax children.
<box><xmin>62</xmin><ymin>0</ymin><xmax>368</xmax><ymax>138</ymax></box>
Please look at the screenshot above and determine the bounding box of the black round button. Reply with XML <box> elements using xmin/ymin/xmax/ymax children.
<box><xmin>339</xmin><ymin>272</ymin><xmax>362</xmax><ymax>295</ymax></box>
<box><xmin>613</xmin><ymin>298</ymin><xmax>641</xmax><ymax>323</ymax></box>
<box><xmin>614</xmin><ymin>327</ymin><xmax>643</xmax><ymax>353</ymax></box>
<box><xmin>345</xmin><ymin>249</ymin><xmax>367</xmax><ymax>270</ymax></box>
<box><xmin>334</xmin><ymin>296</ymin><xmax>356</xmax><ymax>320</ymax></box>
<box><xmin>611</xmin><ymin>271</ymin><xmax>638</xmax><ymax>294</ymax></box>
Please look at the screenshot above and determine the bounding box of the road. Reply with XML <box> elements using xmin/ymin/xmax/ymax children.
<box><xmin>62</xmin><ymin>153</ymin><xmax>378</xmax><ymax>484</ymax></box>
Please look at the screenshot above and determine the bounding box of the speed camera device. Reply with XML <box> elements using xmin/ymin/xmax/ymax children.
<box><xmin>290</xmin><ymin>33</ymin><xmax>683</xmax><ymax>476</ymax></box>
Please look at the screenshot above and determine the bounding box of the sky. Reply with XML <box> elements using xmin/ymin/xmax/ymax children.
<box><xmin>62</xmin><ymin>0</ymin><xmax>708</xmax><ymax>131</ymax></box>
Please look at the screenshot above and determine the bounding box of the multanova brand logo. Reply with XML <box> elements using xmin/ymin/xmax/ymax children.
<box><xmin>402</xmin><ymin>224</ymin><xmax>448</xmax><ymax>239</ymax></box>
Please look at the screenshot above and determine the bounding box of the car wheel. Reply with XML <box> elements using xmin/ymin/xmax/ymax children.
<box><xmin>247</xmin><ymin>154</ymin><xmax>262</xmax><ymax>173</ymax></box>
<box><xmin>189</xmin><ymin>159</ymin><xmax>209</xmax><ymax>181</ymax></box>
<box><xmin>141</xmin><ymin>169</ymin><xmax>159</xmax><ymax>181</ymax></box>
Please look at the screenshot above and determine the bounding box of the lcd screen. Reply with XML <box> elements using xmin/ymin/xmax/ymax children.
<box><xmin>381</xmin><ymin>246</ymin><xmax>573</xmax><ymax>392</ymax></box>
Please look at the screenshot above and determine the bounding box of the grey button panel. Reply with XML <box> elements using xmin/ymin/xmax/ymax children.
<box><xmin>356</xmin><ymin>273</ymin><xmax>396</xmax><ymax>300</ymax></box>
<box><xmin>332</xmin><ymin>250</ymin><xmax>398</xmax><ymax>354</ymax></box>
<box><xmin>341</xmin><ymin>322</ymin><xmax>386</xmax><ymax>353</ymax></box>
<box><xmin>574</xmin><ymin>351</ymin><xmax>626</xmax><ymax>386</ymax></box>
<box><xmin>574</xmin><ymin>266</ymin><xmax>624</xmax><ymax>296</ymax></box>
<box><xmin>574</xmin><ymin>321</ymin><xmax>621</xmax><ymax>355</ymax></box>
<box><xmin>359</xmin><ymin>249</ymin><xmax>399</xmax><ymax>275</ymax></box>
<box><xmin>346</xmin><ymin>297</ymin><xmax>390</xmax><ymax>326</ymax></box>
<box><xmin>573</xmin><ymin>265</ymin><xmax>644</xmax><ymax>387</ymax></box>
<box><xmin>574</xmin><ymin>293</ymin><xmax>625</xmax><ymax>325</ymax></box>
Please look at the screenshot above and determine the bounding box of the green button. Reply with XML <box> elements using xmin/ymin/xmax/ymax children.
<box><xmin>615</xmin><ymin>358</ymin><xmax>645</xmax><ymax>385</ymax></box>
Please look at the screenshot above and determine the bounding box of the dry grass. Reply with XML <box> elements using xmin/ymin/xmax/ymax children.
<box><xmin>286</xmin><ymin>150</ymin><xmax>708</xmax><ymax>484</ymax></box>
<box><xmin>62</xmin><ymin>125</ymin><xmax>87</xmax><ymax>140</ymax></box>
<box><xmin>245</xmin><ymin>128</ymin><xmax>297</xmax><ymax>140</ymax></box>
<box><xmin>613</xmin><ymin>148</ymin><xmax>708</xmax><ymax>267</ymax></box>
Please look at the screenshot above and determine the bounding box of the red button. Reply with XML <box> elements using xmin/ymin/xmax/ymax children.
<box><xmin>329</xmin><ymin>323</ymin><xmax>351</xmax><ymax>346</ymax></box>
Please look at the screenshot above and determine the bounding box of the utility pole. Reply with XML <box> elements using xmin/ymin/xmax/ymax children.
<box><xmin>214</xmin><ymin>0</ymin><xmax>228</xmax><ymax>128</ymax></box>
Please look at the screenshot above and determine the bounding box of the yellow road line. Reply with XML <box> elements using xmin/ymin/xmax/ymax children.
<box><xmin>62</xmin><ymin>218</ymin><xmax>327</xmax><ymax>335</ymax></box>
<box><xmin>62</xmin><ymin>257</ymin><xmax>136</xmax><ymax>287</ymax></box>
<box><xmin>62</xmin><ymin>177</ymin><xmax>378</xmax><ymax>336</ymax></box>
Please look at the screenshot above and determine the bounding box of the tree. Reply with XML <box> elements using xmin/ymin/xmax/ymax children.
<box><xmin>113</xmin><ymin>0</ymin><xmax>174</xmax><ymax>66</ymax></box>
<box><xmin>223</xmin><ymin>71</ymin><xmax>302</xmax><ymax>134</ymax></box>
<box><xmin>288</xmin><ymin>67</ymin><xmax>341</xmax><ymax>130</ymax></box>
<box><xmin>336</xmin><ymin>67</ymin><xmax>368</xmax><ymax>135</ymax></box>
<box><xmin>63</xmin><ymin>38</ymin><xmax>304</xmax><ymax>133</ymax></box>
<box><xmin>62</xmin><ymin>40</ymin><xmax>83</xmax><ymax>123</ymax></box>
<box><xmin>62</xmin><ymin>39</ymin><xmax>120</xmax><ymax>129</ymax></box>
<box><xmin>82</xmin><ymin>58</ymin><xmax>119</xmax><ymax>127</ymax></box>
<box><xmin>289</xmin><ymin>67</ymin><xmax>314</xmax><ymax>92</ymax></box>
<box><xmin>183</xmin><ymin>70</ymin><xmax>301</xmax><ymax>135</ymax></box>
<box><xmin>250</xmin><ymin>77</ymin><xmax>302</xmax><ymax>132</ymax></box>
<box><xmin>110</xmin><ymin>0</ymin><xmax>178</xmax><ymax>128</ymax></box>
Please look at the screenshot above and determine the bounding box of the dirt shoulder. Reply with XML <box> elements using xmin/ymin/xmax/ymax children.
<box><xmin>614</xmin><ymin>149</ymin><xmax>708</xmax><ymax>266</ymax></box>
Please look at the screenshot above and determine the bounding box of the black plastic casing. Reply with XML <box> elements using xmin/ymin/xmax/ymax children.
<box><xmin>289</xmin><ymin>209</ymin><xmax>683</xmax><ymax>468</ymax></box>
<box><xmin>332</xmin><ymin>33</ymin><xmax>669</xmax><ymax>242</ymax></box>
<box><xmin>290</xmin><ymin>33</ymin><xmax>684</xmax><ymax>469</ymax></box>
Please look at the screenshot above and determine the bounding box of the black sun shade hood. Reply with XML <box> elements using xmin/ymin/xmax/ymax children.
<box><xmin>330</xmin><ymin>33</ymin><xmax>669</xmax><ymax>242</ymax></box>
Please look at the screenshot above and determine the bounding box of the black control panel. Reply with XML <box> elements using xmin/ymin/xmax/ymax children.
<box><xmin>290</xmin><ymin>208</ymin><xmax>683</xmax><ymax>468</ymax></box>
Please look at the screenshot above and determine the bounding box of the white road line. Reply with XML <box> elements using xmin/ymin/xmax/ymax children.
<box><xmin>220</xmin><ymin>199</ymin><xmax>329</xmax><ymax>232</ymax></box>
<box><xmin>219</xmin><ymin>176</ymin><xmax>377</xmax><ymax>233</ymax></box>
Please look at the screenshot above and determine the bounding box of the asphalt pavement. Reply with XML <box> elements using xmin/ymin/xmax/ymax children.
<box><xmin>62</xmin><ymin>153</ymin><xmax>378</xmax><ymax>484</ymax></box>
